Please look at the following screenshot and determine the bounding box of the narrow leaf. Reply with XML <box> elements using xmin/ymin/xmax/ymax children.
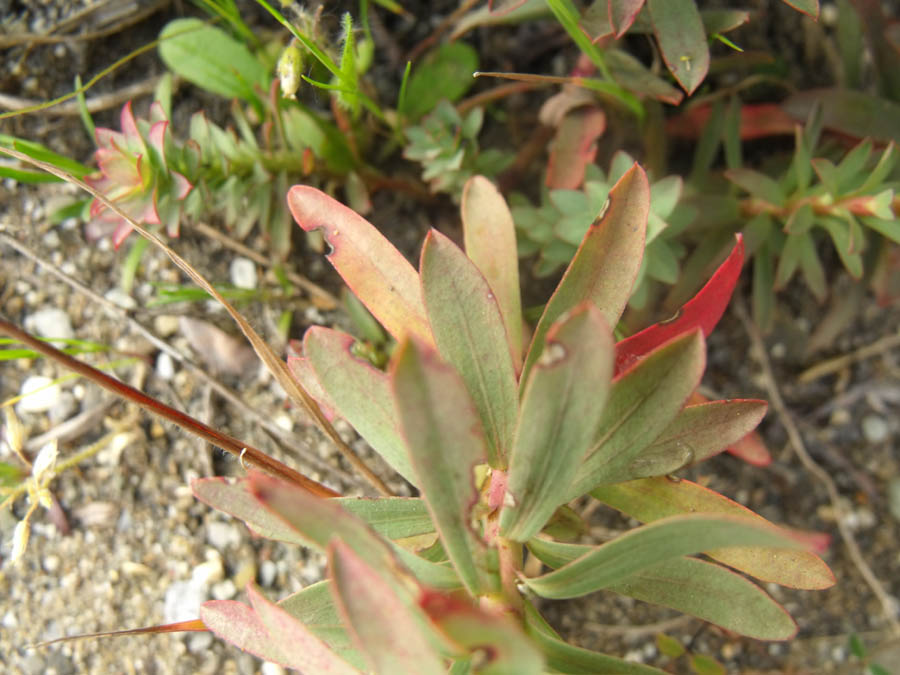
<box><xmin>419</xmin><ymin>590</ymin><xmax>544</xmax><ymax>674</ymax></box>
<box><xmin>288</xmin><ymin>186</ymin><xmax>433</xmax><ymax>346</ymax></box>
<box><xmin>528</xmin><ymin>538</ymin><xmax>797</xmax><ymax>639</ymax></box>
<box><xmin>200</xmin><ymin>600</ymin><xmax>292</xmax><ymax>666</ymax></box>
<box><xmin>501</xmin><ymin>305</ymin><xmax>614</xmax><ymax>541</ymax></box>
<box><xmin>336</xmin><ymin>497</ymin><xmax>435</xmax><ymax>540</ymax></box>
<box><xmin>523</xmin><ymin>513</ymin><xmax>805</xmax><ymax>599</ymax></box>
<box><xmin>248</xmin><ymin>584</ymin><xmax>361</xmax><ymax>673</ymax></box>
<box><xmin>592</xmin><ymin>477</ymin><xmax>835</xmax><ymax>589</ymax></box>
<box><xmin>304</xmin><ymin>326</ymin><xmax>416</xmax><ymax>483</ymax></box>
<box><xmin>546</xmin><ymin>107</ymin><xmax>607</xmax><ymax>190</ymax></box>
<box><xmin>462</xmin><ymin>176</ymin><xmax>524</xmax><ymax>369</ymax></box>
<box><xmin>329</xmin><ymin>540</ymin><xmax>445</xmax><ymax>675</ymax></box>
<box><xmin>420</xmin><ymin>230</ymin><xmax>519</xmax><ymax>467</ymax></box>
<box><xmin>781</xmin><ymin>0</ymin><xmax>818</xmax><ymax>18</ymax></box>
<box><xmin>391</xmin><ymin>339</ymin><xmax>493</xmax><ymax>594</ymax></box>
<box><xmin>523</xmin><ymin>600</ymin><xmax>666</xmax><ymax>674</ymax></box>
<box><xmin>523</xmin><ymin>164</ymin><xmax>650</xmax><ymax>384</ymax></box>
<box><xmin>615</xmin><ymin>235</ymin><xmax>743</xmax><ymax>374</ymax></box>
<box><xmin>570</xmin><ymin>330</ymin><xmax>705</xmax><ymax>498</ymax></box>
<box><xmin>624</xmin><ymin>399</ymin><xmax>768</xmax><ymax>479</ymax></box>
<box><xmin>647</xmin><ymin>0</ymin><xmax>709</xmax><ymax>95</ymax></box>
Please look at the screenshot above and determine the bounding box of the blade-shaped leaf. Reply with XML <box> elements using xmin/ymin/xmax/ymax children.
<box><xmin>523</xmin><ymin>513</ymin><xmax>805</xmax><ymax>599</ymax></box>
<box><xmin>527</xmin><ymin>538</ymin><xmax>797</xmax><ymax>640</ymax></box>
<box><xmin>545</xmin><ymin>107</ymin><xmax>607</xmax><ymax>190</ymax></box>
<box><xmin>624</xmin><ymin>399</ymin><xmax>768</xmax><ymax>479</ymax></box>
<box><xmin>570</xmin><ymin>330</ymin><xmax>705</xmax><ymax>498</ymax></box>
<box><xmin>609</xmin><ymin>0</ymin><xmax>646</xmax><ymax>38</ymax></box>
<box><xmin>615</xmin><ymin>235</ymin><xmax>743</xmax><ymax>374</ymax></box>
<box><xmin>420</xmin><ymin>230</ymin><xmax>519</xmax><ymax>467</ymax></box>
<box><xmin>592</xmin><ymin>477</ymin><xmax>835</xmax><ymax>589</ymax></box>
<box><xmin>419</xmin><ymin>590</ymin><xmax>544</xmax><ymax>674</ymax></box>
<box><xmin>781</xmin><ymin>0</ymin><xmax>818</xmax><ymax>18</ymax></box>
<box><xmin>288</xmin><ymin>186</ymin><xmax>433</xmax><ymax>346</ymax></box>
<box><xmin>304</xmin><ymin>326</ymin><xmax>416</xmax><ymax>484</ymax></box>
<box><xmin>200</xmin><ymin>600</ymin><xmax>296</xmax><ymax>667</ymax></box>
<box><xmin>461</xmin><ymin>176</ymin><xmax>524</xmax><ymax>370</ymax></box>
<box><xmin>336</xmin><ymin>497</ymin><xmax>435</xmax><ymax>540</ymax></box>
<box><xmin>391</xmin><ymin>339</ymin><xmax>494</xmax><ymax>595</ymax></box>
<box><xmin>249</xmin><ymin>472</ymin><xmax>460</xmax><ymax>593</ymax></box>
<box><xmin>248</xmin><ymin>584</ymin><xmax>362</xmax><ymax>673</ymax></box>
<box><xmin>329</xmin><ymin>540</ymin><xmax>446</xmax><ymax>675</ymax></box>
<box><xmin>523</xmin><ymin>164</ymin><xmax>649</xmax><ymax>385</ymax></box>
<box><xmin>501</xmin><ymin>305</ymin><xmax>614</xmax><ymax>541</ymax></box>
<box><xmin>647</xmin><ymin>0</ymin><xmax>709</xmax><ymax>95</ymax></box>
<box><xmin>192</xmin><ymin>477</ymin><xmax>305</xmax><ymax>545</ymax></box>
<box><xmin>523</xmin><ymin>600</ymin><xmax>665</xmax><ymax>674</ymax></box>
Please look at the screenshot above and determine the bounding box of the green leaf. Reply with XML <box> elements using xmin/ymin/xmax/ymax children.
<box><xmin>798</xmin><ymin>234</ymin><xmax>828</xmax><ymax>301</ymax></box>
<box><xmin>462</xmin><ymin>176</ymin><xmax>524</xmax><ymax>369</ymax></box>
<box><xmin>403</xmin><ymin>43</ymin><xmax>479</xmax><ymax>120</ymax></box>
<box><xmin>0</xmin><ymin>166</ymin><xmax>64</xmax><ymax>184</ymax></box>
<box><xmin>774</xmin><ymin>233</ymin><xmax>806</xmax><ymax>290</ymax></box>
<box><xmin>0</xmin><ymin>135</ymin><xmax>92</xmax><ymax>178</ymax></box>
<box><xmin>625</xmin><ymin>399</ymin><xmax>768</xmax><ymax>480</ymax></box>
<box><xmin>857</xmin><ymin>142</ymin><xmax>898</xmax><ymax>194</ymax></box>
<box><xmin>288</xmin><ymin>186</ymin><xmax>433</xmax><ymax>346</ymax></box>
<box><xmin>647</xmin><ymin>0</ymin><xmax>709</xmax><ymax>95</ymax></box>
<box><xmin>528</xmin><ymin>538</ymin><xmax>797</xmax><ymax>639</ymax></box>
<box><xmin>569</xmin><ymin>330</ymin><xmax>705</xmax><ymax>497</ymax></box>
<box><xmin>835</xmin><ymin>139</ymin><xmax>873</xmax><ymax>191</ymax></box>
<box><xmin>158</xmin><ymin>19</ymin><xmax>266</xmax><ymax>105</ymax></box>
<box><xmin>863</xmin><ymin>216</ymin><xmax>900</xmax><ymax>244</ymax></box>
<box><xmin>522</xmin><ymin>164</ymin><xmax>649</xmax><ymax>385</ymax></box>
<box><xmin>822</xmin><ymin>215</ymin><xmax>864</xmax><ymax>278</ymax></box>
<box><xmin>725</xmin><ymin>168</ymin><xmax>786</xmax><ymax>206</ymax></box>
<box><xmin>523</xmin><ymin>600</ymin><xmax>665</xmax><ymax>674</ymax></box>
<box><xmin>419</xmin><ymin>590</ymin><xmax>544</xmax><ymax>674</ymax></box>
<box><xmin>501</xmin><ymin>305</ymin><xmax>614</xmax><ymax>541</ymax></box>
<box><xmin>783</xmin><ymin>89</ymin><xmax>900</xmax><ymax>145</ymax></box>
<box><xmin>522</xmin><ymin>513</ymin><xmax>804</xmax><ymax>599</ymax></box>
<box><xmin>391</xmin><ymin>339</ymin><xmax>494</xmax><ymax>595</ymax></box>
<box><xmin>592</xmin><ymin>477</ymin><xmax>836</xmax><ymax>589</ymax></box>
<box><xmin>690</xmin><ymin>653</ymin><xmax>726</xmax><ymax>675</ymax></box>
<box><xmin>420</xmin><ymin>230</ymin><xmax>519</xmax><ymax>467</ymax></box>
<box><xmin>781</xmin><ymin>0</ymin><xmax>819</xmax><ymax>18</ymax></box>
<box><xmin>335</xmin><ymin>497</ymin><xmax>435</xmax><ymax>540</ymax></box>
<box><xmin>329</xmin><ymin>540</ymin><xmax>446</xmax><ymax>675</ymax></box>
<box><xmin>303</xmin><ymin>327</ymin><xmax>416</xmax><ymax>484</ymax></box>
<box><xmin>656</xmin><ymin>633</ymin><xmax>685</xmax><ymax>659</ymax></box>
<box><xmin>608</xmin><ymin>0</ymin><xmax>646</xmax><ymax>38</ymax></box>
<box><xmin>605</xmin><ymin>49</ymin><xmax>684</xmax><ymax>105</ymax></box>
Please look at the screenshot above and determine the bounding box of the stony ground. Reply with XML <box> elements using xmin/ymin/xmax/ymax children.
<box><xmin>2</xmin><ymin>2</ymin><xmax>900</xmax><ymax>674</ymax></box>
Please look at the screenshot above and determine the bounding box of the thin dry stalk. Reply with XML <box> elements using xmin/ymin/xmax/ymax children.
<box><xmin>734</xmin><ymin>296</ymin><xmax>900</xmax><ymax>637</ymax></box>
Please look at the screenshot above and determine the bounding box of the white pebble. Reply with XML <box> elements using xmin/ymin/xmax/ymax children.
<box><xmin>188</xmin><ymin>631</ymin><xmax>214</xmax><ymax>653</ymax></box>
<box><xmin>43</xmin><ymin>555</ymin><xmax>61</xmax><ymax>573</ymax></box>
<box><xmin>229</xmin><ymin>257</ymin><xmax>258</xmax><ymax>289</ymax></box>
<box><xmin>104</xmin><ymin>288</ymin><xmax>137</xmax><ymax>309</ymax></box>
<box><xmin>2</xmin><ymin>610</ymin><xmax>17</xmax><ymax>628</ymax></box>
<box><xmin>153</xmin><ymin>315</ymin><xmax>180</xmax><ymax>337</ymax></box>
<box><xmin>211</xmin><ymin>579</ymin><xmax>237</xmax><ymax>600</ymax></box>
<box><xmin>861</xmin><ymin>414</ymin><xmax>889</xmax><ymax>444</ymax></box>
<box><xmin>259</xmin><ymin>559</ymin><xmax>277</xmax><ymax>587</ymax></box>
<box><xmin>16</xmin><ymin>376</ymin><xmax>62</xmax><ymax>413</ymax></box>
<box><xmin>42</xmin><ymin>230</ymin><xmax>61</xmax><ymax>248</ymax></box>
<box><xmin>25</xmin><ymin>307</ymin><xmax>74</xmax><ymax>346</ymax></box>
<box><xmin>206</xmin><ymin>521</ymin><xmax>242</xmax><ymax>550</ymax></box>
<box><xmin>192</xmin><ymin>556</ymin><xmax>225</xmax><ymax>586</ymax></box>
<box><xmin>261</xmin><ymin>663</ymin><xmax>287</xmax><ymax>675</ymax></box>
<box><xmin>164</xmin><ymin>579</ymin><xmax>206</xmax><ymax>623</ymax></box>
<box><xmin>156</xmin><ymin>352</ymin><xmax>175</xmax><ymax>381</ymax></box>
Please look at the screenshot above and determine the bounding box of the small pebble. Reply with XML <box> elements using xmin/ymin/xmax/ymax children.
<box><xmin>259</xmin><ymin>559</ymin><xmax>277</xmax><ymax>587</ymax></box>
<box><xmin>861</xmin><ymin>414</ymin><xmax>889</xmax><ymax>443</ymax></box>
<box><xmin>16</xmin><ymin>376</ymin><xmax>62</xmax><ymax>413</ymax></box>
<box><xmin>187</xmin><ymin>631</ymin><xmax>214</xmax><ymax>653</ymax></box>
<box><xmin>2</xmin><ymin>610</ymin><xmax>17</xmax><ymax>628</ymax></box>
<box><xmin>156</xmin><ymin>352</ymin><xmax>175</xmax><ymax>381</ymax></box>
<box><xmin>42</xmin><ymin>555</ymin><xmax>61</xmax><ymax>574</ymax></box>
<box><xmin>829</xmin><ymin>408</ymin><xmax>851</xmax><ymax>426</ymax></box>
<box><xmin>25</xmin><ymin>307</ymin><xmax>74</xmax><ymax>346</ymax></box>
<box><xmin>261</xmin><ymin>663</ymin><xmax>287</xmax><ymax>675</ymax></box>
<box><xmin>153</xmin><ymin>315</ymin><xmax>180</xmax><ymax>337</ymax></box>
<box><xmin>42</xmin><ymin>230</ymin><xmax>61</xmax><ymax>248</ymax></box>
<box><xmin>192</xmin><ymin>556</ymin><xmax>225</xmax><ymax>586</ymax></box>
<box><xmin>104</xmin><ymin>288</ymin><xmax>137</xmax><ymax>310</ymax></box>
<box><xmin>229</xmin><ymin>257</ymin><xmax>258</xmax><ymax>289</ymax></box>
<box><xmin>164</xmin><ymin>579</ymin><xmax>207</xmax><ymax>624</ymax></box>
<box><xmin>206</xmin><ymin>521</ymin><xmax>242</xmax><ymax>550</ymax></box>
<box><xmin>48</xmin><ymin>392</ymin><xmax>77</xmax><ymax>424</ymax></box>
<box><xmin>211</xmin><ymin>579</ymin><xmax>237</xmax><ymax>601</ymax></box>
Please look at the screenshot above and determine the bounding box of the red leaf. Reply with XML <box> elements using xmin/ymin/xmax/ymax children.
<box><xmin>545</xmin><ymin>107</ymin><xmax>607</xmax><ymax>190</ymax></box>
<box><xmin>666</xmin><ymin>103</ymin><xmax>797</xmax><ymax>141</ymax></box>
<box><xmin>615</xmin><ymin>235</ymin><xmax>743</xmax><ymax>375</ymax></box>
<box><xmin>727</xmin><ymin>430</ymin><xmax>773</xmax><ymax>466</ymax></box>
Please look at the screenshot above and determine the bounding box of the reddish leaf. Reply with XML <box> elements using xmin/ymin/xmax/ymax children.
<box><xmin>609</xmin><ymin>0</ymin><xmax>646</xmax><ymax>38</ymax></box>
<box><xmin>648</xmin><ymin>0</ymin><xmax>709</xmax><ymax>95</ymax></box>
<box><xmin>546</xmin><ymin>107</ymin><xmax>607</xmax><ymax>190</ymax></box>
<box><xmin>287</xmin><ymin>186</ymin><xmax>433</xmax><ymax>346</ymax></box>
<box><xmin>666</xmin><ymin>103</ymin><xmax>797</xmax><ymax>141</ymax></box>
<box><xmin>615</xmin><ymin>235</ymin><xmax>743</xmax><ymax>375</ymax></box>
<box><xmin>687</xmin><ymin>391</ymin><xmax>772</xmax><ymax>466</ymax></box>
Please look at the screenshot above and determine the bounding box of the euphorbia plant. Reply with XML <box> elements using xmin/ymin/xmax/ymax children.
<box><xmin>188</xmin><ymin>166</ymin><xmax>833</xmax><ymax>672</ymax></box>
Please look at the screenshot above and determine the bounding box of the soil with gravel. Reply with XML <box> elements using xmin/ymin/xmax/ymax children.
<box><xmin>1</xmin><ymin>2</ymin><xmax>899</xmax><ymax>674</ymax></box>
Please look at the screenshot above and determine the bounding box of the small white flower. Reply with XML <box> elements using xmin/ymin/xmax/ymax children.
<box><xmin>31</xmin><ymin>441</ymin><xmax>58</xmax><ymax>482</ymax></box>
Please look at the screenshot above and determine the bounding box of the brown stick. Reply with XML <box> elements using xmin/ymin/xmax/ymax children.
<box><xmin>0</xmin><ymin>317</ymin><xmax>339</xmax><ymax>499</ymax></box>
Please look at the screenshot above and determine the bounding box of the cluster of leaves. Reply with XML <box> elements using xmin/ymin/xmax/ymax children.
<box><xmin>512</xmin><ymin>151</ymin><xmax>686</xmax><ymax>307</ymax></box>
<box><xmin>187</xmin><ymin>171</ymin><xmax>833</xmax><ymax>672</ymax></box>
<box><xmin>404</xmin><ymin>101</ymin><xmax>512</xmax><ymax>199</ymax></box>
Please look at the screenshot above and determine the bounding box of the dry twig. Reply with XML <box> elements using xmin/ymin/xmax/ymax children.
<box><xmin>799</xmin><ymin>330</ymin><xmax>900</xmax><ymax>383</ymax></box>
<box><xmin>734</xmin><ymin>296</ymin><xmax>900</xmax><ymax>636</ymax></box>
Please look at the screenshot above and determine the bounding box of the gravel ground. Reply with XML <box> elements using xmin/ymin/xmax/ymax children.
<box><xmin>2</xmin><ymin>1</ymin><xmax>900</xmax><ymax>674</ymax></box>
